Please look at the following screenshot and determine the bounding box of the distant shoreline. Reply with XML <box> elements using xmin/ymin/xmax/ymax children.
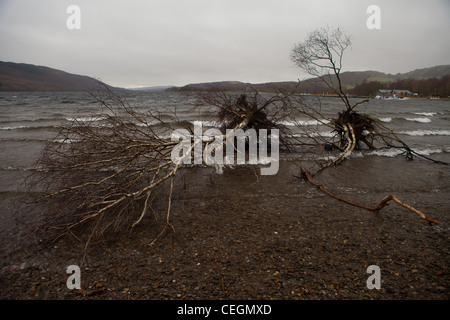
<box><xmin>0</xmin><ymin>90</ymin><xmax>448</xmax><ymax>101</ymax></box>
<box><xmin>1</xmin><ymin>61</ymin><xmax>449</xmax><ymax>96</ymax></box>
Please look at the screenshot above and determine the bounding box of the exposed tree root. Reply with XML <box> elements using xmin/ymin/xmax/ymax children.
<box><xmin>316</xmin><ymin>122</ymin><xmax>356</xmax><ymax>174</ymax></box>
<box><xmin>301</xmin><ymin>167</ymin><xmax>438</xmax><ymax>224</ymax></box>
<box><xmin>311</xmin><ymin>110</ymin><xmax>447</xmax><ymax>176</ymax></box>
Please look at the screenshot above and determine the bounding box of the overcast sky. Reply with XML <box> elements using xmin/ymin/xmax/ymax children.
<box><xmin>0</xmin><ymin>0</ymin><xmax>449</xmax><ymax>88</ymax></box>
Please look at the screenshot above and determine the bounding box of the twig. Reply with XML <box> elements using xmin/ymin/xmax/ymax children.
<box><xmin>150</xmin><ymin>175</ymin><xmax>176</xmax><ymax>246</ymax></box>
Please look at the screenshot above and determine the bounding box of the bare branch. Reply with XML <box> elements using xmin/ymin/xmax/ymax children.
<box><xmin>291</xmin><ymin>26</ymin><xmax>352</xmax><ymax>109</ymax></box>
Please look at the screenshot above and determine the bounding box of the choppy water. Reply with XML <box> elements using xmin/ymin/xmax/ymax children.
<box><xmin>0</xmin><ymin>91</ymin><xmax>449</xmax><ymax>192</ymax></box>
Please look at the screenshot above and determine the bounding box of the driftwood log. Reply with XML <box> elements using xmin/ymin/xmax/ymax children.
<box><xmin>301</xmin><ymin>167</ymin><xmax>438</xmax><ymax>224</ymax></box>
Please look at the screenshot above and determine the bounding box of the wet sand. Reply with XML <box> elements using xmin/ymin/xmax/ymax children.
<box><xmin>0</xmin><ymin>157</ymin><xmax>449</xmax><ymax>300</ymax></box>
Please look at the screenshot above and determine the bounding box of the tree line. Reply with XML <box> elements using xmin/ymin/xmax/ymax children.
<box><xmin>351</xmin><ymin>75</ymin><xmax>450</xmax><ymax>97</ymax></box>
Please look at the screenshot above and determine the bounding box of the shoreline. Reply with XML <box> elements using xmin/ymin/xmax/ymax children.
<box><xmin>1</xmin><ymin>158</ymin><xmax>448</xmax><ymax>300</ymax></box>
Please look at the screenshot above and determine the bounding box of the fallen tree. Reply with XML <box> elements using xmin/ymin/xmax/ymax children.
<box><xmin>290</xmin><ymin>26</ymin><xmax>448</xmax><ymax>169</ymax></box>
<box><xmin>24</xmin><ymin>86</ymin><xmax>290</xmax><ymax>251</ymax></box>
<box><xmin>194</xmin><ymin>88</ymin><xmax>294</xmax><ymax>152</ymax></box>
<box><xmin>289</xmin><ymin>26</ymin><xmax>445</xmax><ymax>222</ymax></box>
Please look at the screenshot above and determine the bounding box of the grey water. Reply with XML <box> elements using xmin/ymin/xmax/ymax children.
<box><xmin>0</xmin><ymin>90</ymin><xmax>449</xmax><ymax>262</ymax></box>
<box><xmin>0</xmin><ymin>90</ymin><xmax>449</xmax><ymax>194</ymax></box>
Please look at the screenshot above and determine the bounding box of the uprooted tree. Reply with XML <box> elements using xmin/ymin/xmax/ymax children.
<box><xmin>289</xmin><ymin>26</ymin><xmax>445</xmax><ymax>222</ymax></box>
<box><xmin>25</xmin><ymin>26</ymin><xmax>443</xmax><ymax>252</ymax></box>
<box><xmin>24</xmin><ymin>86</ymin><xmax>291</xmax><ymax>251</ymax></box>
<box><xmin>290</xmin><ymin>27</ymin><xmax>448</xmax><ymax>169</ymax></box>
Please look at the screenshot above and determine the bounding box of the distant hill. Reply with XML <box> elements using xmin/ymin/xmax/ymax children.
<box><xmin>2</xmin><ymin>61</ymin><xmax>448</xmax><ymax>94</ymax></box>
<box><xmin>393</xmin><ymin>65</ymin><xmax>450</xmax><ymax>80</ymax></box>
<box><xmin>128</xmin><ymin>85</ymin><xmax>175</xmax><ymax>92</ymax></box>
<box><xmin>169</xmin><ymin>81</ymin><xmax>252</xmax><ymax>92</ymax></box>
<box><xmin>0</xmin><ymin>61</ymin><xmax>117</xmax><ymax>92</ymax></box>
<box><xmin>167</xmin><ymin>65</ymin><xmax>450</xmax><ymax>94</ymax></box>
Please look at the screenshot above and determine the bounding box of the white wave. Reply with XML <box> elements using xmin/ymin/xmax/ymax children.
<box><xmin>53</xmin><ymin>138</ymin><xmax>79</xmax><ymax>144</ymax></box>
<box><xmin>193</xmin><ymin>120</ymin><xmax>219</xmax><ymax>127</ymax></box>
<box><xmin>368</xmin><ymin>149</ymin><xmax>405</xmax><ymax>157</ymax></box>
<box><xmin>93</xmin><ymin>123</ymin><xmax>117</xmax><ymax>128</ymax></box>
<box><xmin>398</xmin><ymin>130</ymin><xmax>450</xmax><ymax>136</ymax></box>
<box><xmin>65</xmin><ymin>116</ymin><xmax>108</xmax><ymax>122</ymax></box>
<box><xmin>315</xmin><ymin>151</ymin><xmax>363</xmax><ymax>161</ymax></box>
<box><xmin>368</xmin><ymin>147</ymin><xmax>447</xmax><ymax>158</ymax></box>
<box><xmin>315</xmin><ymin>155</ymin><xmax>337</xmax><ymax>161</ymax></box>
<box><xmin>315</xmin><ymin>131</ymin><xmax>336</xmax><ymax>137</ymax></box>
<box><xmin>170</xmin><ymin>132</ymin><xmax>191</xmax><ymax>140</ymax></box>
<box><xmin>378</xmin><ymin>117</ymin><xmax>392</xmax><ymax>123</ymax></box>
<box><xmin>0</xmin><ymin>118</ymin><xmax>56</xmax><ymax>123</ymax></box>
<box><xmin>0</xmin><ymin>125</ymin><xmax>28</xmax><ymax>130</ymax></box>
<box><xmin>413</xmin><ymin>148</ymin><xmax>447</xmax><ymax>156</ymax></box>
<box><xmin>405</xmin><ymin>117</ymin><xmax>431</xmax><ymax>123</ymax></box>
<box><xmin>0</xmin><ymin>165</ymin><xmax>31</xmax><ymax>171</ymax></box>
<box><xmin>413</xmin><ymin>112</ymin><xmax>437</xmax><ymax>116</ymax></box>
<box><xmin>135</xmin><ymin>120</ymin><xmax>161</xmax><ymax>127</ymax></box>
<box><xmin>279</xmin><ymin>121</ymin><xmax>296</xmax><ymax>126</ymax></box>
<box><xmin>291</xmin><ymin>131</ymin><xmax>336</xmax><ymax>138</ymax></box>
<box><xmin>280</xmin><ymin>119</ymin><xmax>330</xmax><ymax>126</ymax></box>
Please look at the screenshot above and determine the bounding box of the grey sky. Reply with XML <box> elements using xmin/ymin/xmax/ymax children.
<box><xmin>0</xmin><ymin>0</ymin><xmax>449</xmax><ymax>88</ymax></box>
